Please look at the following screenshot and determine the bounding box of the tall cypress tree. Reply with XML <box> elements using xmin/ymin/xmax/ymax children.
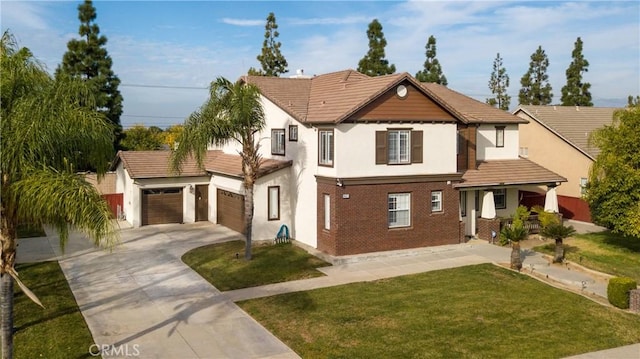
<box><xmin>57</xmin><ymin>0</ymin><xmax>123</xmax><ymax>146</ymax></box>
<box><xmin>560</xmin><ymin>37</ymin><xmax>592</xmax><ymax>106</ymax></box>
<box><xmin>415</xmin><ymin>35</ymin><xmax>447</xmax><ymax>85</ymax></box>
<box><xmin>518</xmin><ymin>46</ymin><xmax>553</xmax><ymax>105</ymax></box>
<box><xmin>357</xmin><ymin>19</ymin><xmax>396</xmax><ymax>77</ymax></box>
<box><xmin>248</xmin><ymin>12</ymin><xmax>288</xmax><ymax>77</ymax></box>
<box><xmin>486</xmin><ymin>53</ymin><xmax>511</xmax><ymax>110</ymax></box>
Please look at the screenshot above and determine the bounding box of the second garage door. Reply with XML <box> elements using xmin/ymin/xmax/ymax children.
<box><xmin>142</xmin><ymin>188</ymin><xmax>183</xmax><ymax>225</ymax></box>
<box><xmin>216</xmin><ymin>189</ymin><xmax>245</xmax><ymax>233</ymax></box>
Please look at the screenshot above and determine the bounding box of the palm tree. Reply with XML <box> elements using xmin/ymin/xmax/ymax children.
<box><xmin>500</xmin><ymin>222</ymin><xmax>529</xmax><ymax>271</ymax></box>
<box><xmin>541</xmin><ymin>223</ymin><xmax>576</xmax><ymax>263</ymax></box>
<box><xmin>1</xmin><ymin>32</ymin><xmax>118</xmax><ymax>359</ymax></box>
<box><xmin>170</xmin><ymin>77</ymin><xmax>265</xmax><ymax>260</ymax></box>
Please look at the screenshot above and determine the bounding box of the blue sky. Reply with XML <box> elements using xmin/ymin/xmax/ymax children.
<box><xmin>2</xmin><ymin>1</ymin><xmax>639</xmax><ymax>128</ymax></box>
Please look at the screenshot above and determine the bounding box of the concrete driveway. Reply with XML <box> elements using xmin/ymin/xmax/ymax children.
<box><xmin>17</xmin><ymin>222</ymin><xmax>299</xmax><ymax>359</ymax></box>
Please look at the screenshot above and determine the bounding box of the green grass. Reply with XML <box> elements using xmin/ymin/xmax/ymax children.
<box><xmin>534</xmin><ymin>231</ymin><xmax>640</xmax><ymax>282</ymax></box>
<box><xmin>17</xmin><ymin>223</ymin><xmax>46</xmax><ymax>238</ymax></box>
<box><xmin>238</xmin><ymin>264</ymin><xmax>640</xmax><ymax>358</ymax></box>
<box><xmin>14</xmin><ymin>261</ymin><xmax>95</xmax><ymax>358</ymax></box>
<box><xmin>182</xmin><ymin>240</ymin><xmax>331</xmax><ymax>291</ymax></box>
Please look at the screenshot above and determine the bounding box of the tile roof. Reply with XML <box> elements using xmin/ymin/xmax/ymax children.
<box><xmin>114</xmin><ymin>150</ymin><xmax>211</xmax><ymax>179</ymax></box>
<box><xmin>244</xmin><ymin>69</ymin><xmax>526</xmax><ymax>125</ymax></box>
<box><xmin>454</xmin><ymin>158</ymin><xmax>567</xmax><ymax>189</ymax></box>
<box><xmin>515</xmin><ymin>105</ymin><xmax>618</xmax><ymax>159</ymax></box>
<box><xmin>241</xmin><ymin>75</ymin><xmax>312</xmax><ymax>122</ymax></box>
<box><xmin>114</xmin><ymin>150</ymin><xmax>291</xmax><ymax>179</ymax></box>
<box><xmin>421</xmin><ymin>83</ymin><xmax>528</xmax><ymax>124</ymax></box>
<box><xmin>204</xmin><ymin>152</ymin><xmax>292</xmax><ymax>179</ymax></box>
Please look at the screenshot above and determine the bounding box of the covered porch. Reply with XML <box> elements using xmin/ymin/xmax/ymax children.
<box><xmin>455</xmin><ymin>159</ymin><xmax>567</xmax><ymax>241</ymax></box>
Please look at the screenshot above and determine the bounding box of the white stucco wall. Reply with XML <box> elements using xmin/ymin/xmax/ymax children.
<box><xmin>115</xmin><ymin>162</ymin><xmax>135</xmax><ymax>225</ymax></box>
<box><xmin>209</xmin><ymin>169</ymin><xmax>294</xmax><ymax>242</ymax></box>
<box><xmin>218</xmin><ymin>94</ymin><xmax>318</xmax><ymax>248</ymax></box>
<box><xmin>253</xmin><ymin>169</ymin><xmax>292</xmax><ymax>241</ymax></box>
<box><xmin>331</xmin><ymin>122</ymin><xmax>457</xmax><ymax>177</ymax></box>
<box><xmin>476</xmin><ymin>124</ymin><xmax>519</xmax><ymax>160</ymax></box>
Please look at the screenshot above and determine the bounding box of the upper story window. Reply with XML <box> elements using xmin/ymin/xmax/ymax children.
<box><xmin>388</xmin><ymin>130</ymin><xmax>411</xmax><ymax>164</ymax></box>
<box><xmin>495</xmin><ymin>126</ymin><xmax>505</xmax><ymax>148</ymax></box>
<box><xmin>494</xmin><ymin>188</ymin><xmax>506</xmax><ymax>209</ymax></box>
<box><xmin>376</xmin><ymin>130</ymin><xmax>423</xmax><ymax>165</ymax></box>
<box><xmin>289</xmin><ymin>125</ymin><xmax>298</xmax><ymax>142</ymax></box>
<box><xmin>318</xmin><ymin>129</ymin><xmax>334</xmax><ymax>167</ymax></box>
<box><xmin>271</xmin><ymin>129</ymin><xmax>285</xmax><ymax>155</ymax></box>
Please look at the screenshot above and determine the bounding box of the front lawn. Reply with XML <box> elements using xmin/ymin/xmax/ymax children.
<box><xmin>238</xmin><ymin>264</ymin><xmax>640</xmax><ymax>358</ymax></box>
<box><xmin>182</xmin><ymin>240</ymin><xmax>330</xmax><ymax>291</ymax></box>
<box><xmin>534</xmin><ymin>231</ymin><xmax>640</xmax><ymax>282</ymax></box>
<box><xmin>14</xmin><ymin>261</ymin><xmax>95</xmax><ymax>358</ymax></box>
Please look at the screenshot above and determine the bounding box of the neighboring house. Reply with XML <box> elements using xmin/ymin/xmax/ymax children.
<box><xmin>114</xmin><ymin>69</ymin><xmax>566</xmax><ymax>256</ymax></box>
<box><xmin>514</xmin><ymin>105</ymin><xmax>618</xmax><ymax>222</ymax></box>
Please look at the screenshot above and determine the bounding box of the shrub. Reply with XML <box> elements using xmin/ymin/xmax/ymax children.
<box><xmin>531</xmin><ymin>205</ymin><xmax>560</xmax><ymax>229</ymax></box>
<box><xmin>607</xmin><ymin>277</ymin><xmax>638</xmax><ymax>309</ymax></box>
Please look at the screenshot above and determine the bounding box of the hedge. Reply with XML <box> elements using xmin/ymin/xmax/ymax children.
<box><xmin>607</xmin><ymin>277</ymin><xmax>638</xmax><ymax>309</ymax></box>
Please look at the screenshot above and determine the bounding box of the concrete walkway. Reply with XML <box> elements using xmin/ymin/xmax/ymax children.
<box><xmin>225</xmin><ymin>240</ymin><xmax>609</xmax><ymax>303</ymax></box>
<box><xmin>16</xmin><ymin>222</ymin><xmax>638</xmax><ymax>359</ymax></box>
<box><xmin>18</xmin><ymin>223</ymin><xmax>299</xmax><ymax>359</ymax></box>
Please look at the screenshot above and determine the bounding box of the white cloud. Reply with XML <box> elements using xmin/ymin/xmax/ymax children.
<box><xmin>287</xmin><ymin>16</ymin><xmax>370</xmax><ymax>26</ymax></box>
<box><xmin>221</xmin><ymin>18</ymin><xmax>263</xmax><ymax>26</ymax></box>
<box><xmin>0</xmin><ymin>1</ymin><xmax>49</xmax><ymax>30</ymax></box>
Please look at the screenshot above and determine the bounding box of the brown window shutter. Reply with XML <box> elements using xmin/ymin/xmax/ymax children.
<box><xmin>375</xmin><ymin>131</ymin><xmax>387</xmax><ymax>164</ymax></box>
<box><xmin>411</xmin><ymin>130</ymin><xmax>423</xmax><ymax>163</ymax></box>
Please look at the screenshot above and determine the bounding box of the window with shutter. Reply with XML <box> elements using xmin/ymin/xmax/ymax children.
<box><xmin>376</xmin><ymin>130</ymin><xmax>422</xmax><ymax>165</ymax></box>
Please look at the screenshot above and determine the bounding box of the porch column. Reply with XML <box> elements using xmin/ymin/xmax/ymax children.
<box><xmin>481</xmin><ymin>191</ymin><xmax>496</xmax><ymax>219</ymax></box>
<box><xmin>544</xmin><ymin>186</ymin><xmax>559</xmax><ymax>213</ymax></box>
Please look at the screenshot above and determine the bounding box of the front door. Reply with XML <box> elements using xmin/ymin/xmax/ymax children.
<box><xmin>195</xmin><ymin>185</ymin><xmax>208</xmax><ymax>222</ymax></box>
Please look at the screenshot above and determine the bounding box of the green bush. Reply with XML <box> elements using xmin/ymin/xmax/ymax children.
<box><xmin>607</xmin><ymin>277</ymin><xmax>638</xmax><ymax>309</ymax></box>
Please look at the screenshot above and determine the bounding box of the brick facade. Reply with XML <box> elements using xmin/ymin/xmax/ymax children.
<box><xmin>477</xmin><ymin>217</ymin><xmax>501</xmax><ymax>243</ymax></box>
<box><xmin>317</xmin><ymin>179</ymin><xmax>462</xmax><ymax>256</ymax></box>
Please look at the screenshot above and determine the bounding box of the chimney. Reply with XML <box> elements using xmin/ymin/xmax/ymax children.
<box><xmin>290</xmin><ymin>69</ymin><xmax>311</xmax><ymax>79</ymax></box>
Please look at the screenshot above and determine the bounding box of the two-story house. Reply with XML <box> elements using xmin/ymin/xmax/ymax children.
<box><xmin>114</xmin><ymin>69</ymin><xmax>566</xmax><ymax>256</ymax></box>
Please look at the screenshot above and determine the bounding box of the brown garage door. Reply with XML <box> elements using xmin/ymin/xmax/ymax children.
<box><xmin>142</xmin><ymin>188</ymin><xmax>183</xmax><ymax>225</ymax></box>
<box><xmin>216</xmin><ymin>189</ymin><xmax>245</xmax><ymax>233</ymax></box>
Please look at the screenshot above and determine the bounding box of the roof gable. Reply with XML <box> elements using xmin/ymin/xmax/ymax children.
<box><xmin>514</xmin><ymin>105</ymin><xmax>618</xmax><ymax>159</ymax></box>
<box><xmin>350</xmin><ymin>80</ymin><xmax>456</xmax><ymax>122</ymax></box>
